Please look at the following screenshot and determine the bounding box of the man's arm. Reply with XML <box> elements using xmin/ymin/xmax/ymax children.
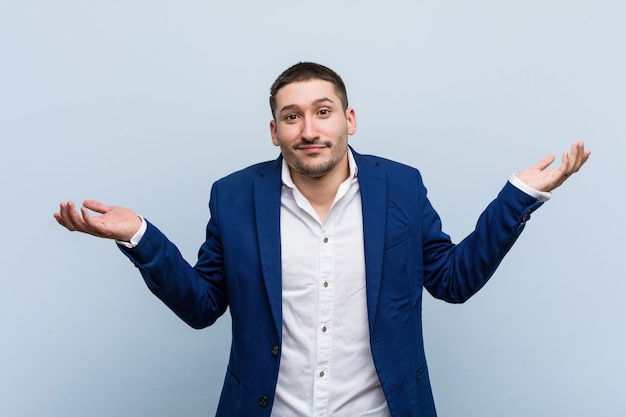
<box><xmin>54</xmin><ymin>199</ymin><xmax>228</xmax><ymax>329</ymax></box>
<box><xmin>422</xmin><ymin>140</ymin><xmax>590</xmax><ymax>302</ymax></box>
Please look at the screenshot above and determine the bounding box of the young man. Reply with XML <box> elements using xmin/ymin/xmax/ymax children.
<box><xmin>55</xmin><ymin>62</ymin><xmax>590</xmax><ymax>417</ymax></box>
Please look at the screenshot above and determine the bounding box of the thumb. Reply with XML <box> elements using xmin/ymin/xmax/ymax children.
<box><xmin>82</xmin><ymin>200</ymin><xmax>112</xmax><ymax>214</ymax></box>
<box><xmin>533</xmin><ymin>154</ymin><xmax>556</xmax><ymax>171</ymax></box>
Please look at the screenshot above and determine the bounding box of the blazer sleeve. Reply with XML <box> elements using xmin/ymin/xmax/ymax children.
<box><xmin>420</xmin><ymin>180</ymin><xmax>544</xmax><ymax>303</ymax></box>
<box><xmin>117</xmin><ymin>187</ymin><xmax>229</xmax><ymax>329</ymax></box>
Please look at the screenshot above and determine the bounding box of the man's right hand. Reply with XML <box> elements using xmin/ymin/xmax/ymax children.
<box><xmin>54</xmin><ymin>200</ymin><xmax>142</xmax><ymax>242</ymax></box>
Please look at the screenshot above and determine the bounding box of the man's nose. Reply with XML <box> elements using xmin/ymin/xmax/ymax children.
<box><xmin>300</xmin><ymin>117</ymin><xmax>318</xmax><ymax>141</ymax></box>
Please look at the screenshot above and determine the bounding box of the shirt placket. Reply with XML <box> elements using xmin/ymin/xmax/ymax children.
<box><xmin>313</xmin><ymin>218</ymin><xmax>334</xmax><ymax>417</ymax></box>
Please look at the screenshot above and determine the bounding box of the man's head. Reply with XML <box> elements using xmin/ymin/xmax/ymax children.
<box><xmin>269</xmin><ymin>63</ymin><xmax>357</xmax><ymax>183</ymax></box>
<box><xmin>270</xmin><ymin>62</ymin><xmax>348</xmax><ymax>119</ymax></box>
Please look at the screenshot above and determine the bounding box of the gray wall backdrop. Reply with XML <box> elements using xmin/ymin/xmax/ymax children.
<box><xmin>1</xmin><ymin>1</ymin><xmax>624</xmax><ymax>416</ymax></box>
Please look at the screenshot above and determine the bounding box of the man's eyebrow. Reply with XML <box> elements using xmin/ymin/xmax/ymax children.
<box><xmin>278</xmin><ymin>97</ymin><xmax>335</xmax><ymax>114</ymax></box>
<box><xmin>312</xmin><ymin>97</ymin><xmax>334</xmax><ymax>105</ymax></box>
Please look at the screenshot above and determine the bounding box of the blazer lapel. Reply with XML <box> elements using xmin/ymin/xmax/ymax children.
<box><xmin>254</xmin><ymin>157</ymin><xmax>284</xmax><ymax>340</ymax></box>
<box><xmin>353</xmin><ymin>150</ymin><xmax>387</xmax><ymax>331</ymax></box>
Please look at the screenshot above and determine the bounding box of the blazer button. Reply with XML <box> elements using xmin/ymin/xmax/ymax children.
<box><xmin>519</xmin><ymin>212</ymin><xmax>531</xmax><ymax>228</ymax></box>
<box><xmin>271</xmin><ymin>345</ymin><xmax>280</xmax><ymax>357</ymax></box>
<box><xmin>258</xmin><ymin>396</ymin><xmax>269</xmax><ymax>407</ymax></box>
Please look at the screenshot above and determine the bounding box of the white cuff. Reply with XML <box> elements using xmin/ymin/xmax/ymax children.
<box><xmin>509</xmin><ymin>174</ymin><xmax>551</xmax><ymax>202</ymax></box>
<box><xmin>116</xmin><ymin>215</ymin><xmax>147</xmax><ymax>248</ymax></box>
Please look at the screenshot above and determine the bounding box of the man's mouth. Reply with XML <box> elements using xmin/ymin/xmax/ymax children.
<box><xmin>294</xmin><ymin>142</ymin><xmax>330</xmax><ymax>151</ymax></box>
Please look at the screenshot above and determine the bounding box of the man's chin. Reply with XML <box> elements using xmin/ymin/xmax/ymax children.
<box><xmin>294</xmin><ymin>161</ymin><xmax>335</xmax><ymax>178</ymax></box>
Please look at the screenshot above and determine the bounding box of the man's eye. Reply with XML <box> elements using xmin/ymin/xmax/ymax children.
<box><xmin>319</xmin><ymin>109</ymin><xmax>329</xmax><ymax>116</ymax></box>
<box><xmin>285</xmin><ymin>114</ymin><xmax>299</xmax><ymax>121</ymax></box>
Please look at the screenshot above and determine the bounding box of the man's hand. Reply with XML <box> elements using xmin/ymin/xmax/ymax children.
<box><xmin>515</xmin><ymin>141</ymin><xmax>591</xmax><ymax>192</ymax></box>
<box><xmin>54</xmin><ymin>200</ymin><xmax>142</xmax><ymax>242</ymax></box>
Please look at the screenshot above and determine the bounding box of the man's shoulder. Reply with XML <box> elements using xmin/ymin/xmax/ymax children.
<box><xmin>353</xmin><ymin>149</ymin><xmax>422</xmax><ymax>177</ymax></box>
<box><xmin>215</xmin><ymin>157</ymin><xmax>281</xmax><ymax>186</ymax></box>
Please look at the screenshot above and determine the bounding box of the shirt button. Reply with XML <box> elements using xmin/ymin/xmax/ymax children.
<box><xmin>323</xmin><ymin>281</ymin><xmax>329</xmax><ymax>288</ymax></box>
<box><xmin>319</xmin><ymin>371</ymin><xmax>325</xmax><ymax>377</ymax></box>
<box><xmin>323</xmin><ymin>237</ymin><xmax>329</xmax><ymax>243</ymax></box>
<box><xmin>322</xmin><ymin>326</ymin><xmax>327</xmax><ymax>332</ymax></box>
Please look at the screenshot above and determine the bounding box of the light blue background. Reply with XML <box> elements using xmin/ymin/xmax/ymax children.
<box><xmin>1</xmin><ymin>1</ymin><xmax>624</xmax><ymax>416</ymax></box>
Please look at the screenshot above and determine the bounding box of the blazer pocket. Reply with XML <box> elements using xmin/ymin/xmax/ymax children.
<box><xmin>414</xmin><ymin>360</ymin><xmax>429</xmax><ymax>381</ymax></box>
<box><xmin>383</xmin><ymin>226</ymin><xmax>411</xmax><ymax>251</ymax></box>
<box><xmin>225</xmin><ymin>365</ymin><xmax>241</xmax><ymax>385</ymax></box>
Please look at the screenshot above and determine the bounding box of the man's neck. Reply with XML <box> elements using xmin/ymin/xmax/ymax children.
<box><xmin>290</xmin><ymin>155</ymin><xmax>350</xmax><ymax>223</ymax></box>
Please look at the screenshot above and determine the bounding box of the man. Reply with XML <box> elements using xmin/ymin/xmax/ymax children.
<box><xmin>54</xmin><ymin>62</ymin><xmax>590</xmax><ymax>417</ymax></box>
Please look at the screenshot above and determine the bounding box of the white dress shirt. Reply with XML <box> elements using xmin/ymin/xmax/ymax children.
<box><xmin>271</xmin><ymin>150</ymin><xmax>390</xmax><ymax>417</ymax></box>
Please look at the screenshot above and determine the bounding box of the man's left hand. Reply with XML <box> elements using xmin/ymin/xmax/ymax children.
<box><xmin>516</xmin><ymin>140</ymin><xmax>591</xmax><ymax>192</ymax></box>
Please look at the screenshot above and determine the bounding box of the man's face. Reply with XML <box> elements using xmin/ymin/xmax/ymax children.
<box><xmin>270</xmin><ymin>79</ymin><xmax>357</xmax><ymax>181</ymax></box>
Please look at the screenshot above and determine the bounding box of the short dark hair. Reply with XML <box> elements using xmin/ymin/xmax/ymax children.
<box><xmin>269</xmin><ymin>62</ymin><xmax>349</xmax><ymax>118</ymax></box>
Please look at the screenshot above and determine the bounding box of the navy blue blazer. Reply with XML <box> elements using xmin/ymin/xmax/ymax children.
<box><xmin>120</xmin><ymin>148</ymin><xmax>543</xmax><ymax>417</ymax></box>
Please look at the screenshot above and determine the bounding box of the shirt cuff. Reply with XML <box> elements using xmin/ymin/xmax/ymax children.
<box><xmin>116</xmin><ymin>215</ymin><xmax>147</xmax><ymax>248</ymax></box>
<box><xmin>509</xmin><ymin>174</ymin><xmax>552</xmax><ymax>202</ymax></box>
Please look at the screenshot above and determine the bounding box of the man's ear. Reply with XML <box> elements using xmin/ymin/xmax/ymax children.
<box><xmin>270</xmin><ymin>119</ymin><xmax>279</xmax><ymax>146</ymax></box>
<box><xmin>346</xmin><ymin>108</ymin><xmax>357</xmax><ymax>135</ymax></box>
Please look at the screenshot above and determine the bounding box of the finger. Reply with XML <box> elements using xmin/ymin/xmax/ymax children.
<box><xmin>80</xmin><ymin>206</ymin><xmax>103</xmax><ymax>235</ymax></box>
<box><xmin>572</xmin><ymin>141</ymin><xmax>591</xmax><ymax>173</ymax></box>
<box><xmin>82</xmin><ymin>205</ymin><xmax>118</xmax><ymax>239</ymax></box>
<box><xmin>581</xmin><ymin>149</ymin><xmax>591</xmax><ymax>165</ymax></box>
<box><xmin>560</xmin><ymin>151</ymin><xmax>570</xmax><ymax>172</ymax></box>
<box><xmin>559</xmin><ymin>141</ymin><xmax>592</xmax><ymax>181</ymax></box>
<box><xmin>565</xmin><ymin>141</ymin><xmax>589</xmax><ymax>175</ymax></box>
<box><xmin>569</xmin><ymin>141</ymin><xmax>583</xmax><ymax>172</ymax></box>
<box><xmin>53</xmin><ymin>206</ymin><xmax>69</xmax><ymax>229</ymax></box>
<box><xmin>65</xmin><ymin>201</ymin><xmax>93</xmax><ymax>233</ymax></box>
<box><xmin>533</xmin><ymin>154</ymin><xmax>556</xmax><ymax>171</ymax></box>
<box><xmin>81</xmin><ymin>201</ymin><xmax>113</xmax><ymax>236</ymax></box>
<box><xmin>57</xmin><ymin>201</ymin><xmax>79</xmax><ymax>231</ymax></box>
<box><xmin>54</xmin><ymin>202</ymin><xmax>77</xmax><ymax>228</ymax></box>
<box><xmin>83</xmin><ymin>200</ymin><xmax>112</xmax><ymax>215</ymax></box>
<box><xmin>557</xmin><ymin>150</ymin><xmax>578</xmax><ymax>182</ymax></box>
